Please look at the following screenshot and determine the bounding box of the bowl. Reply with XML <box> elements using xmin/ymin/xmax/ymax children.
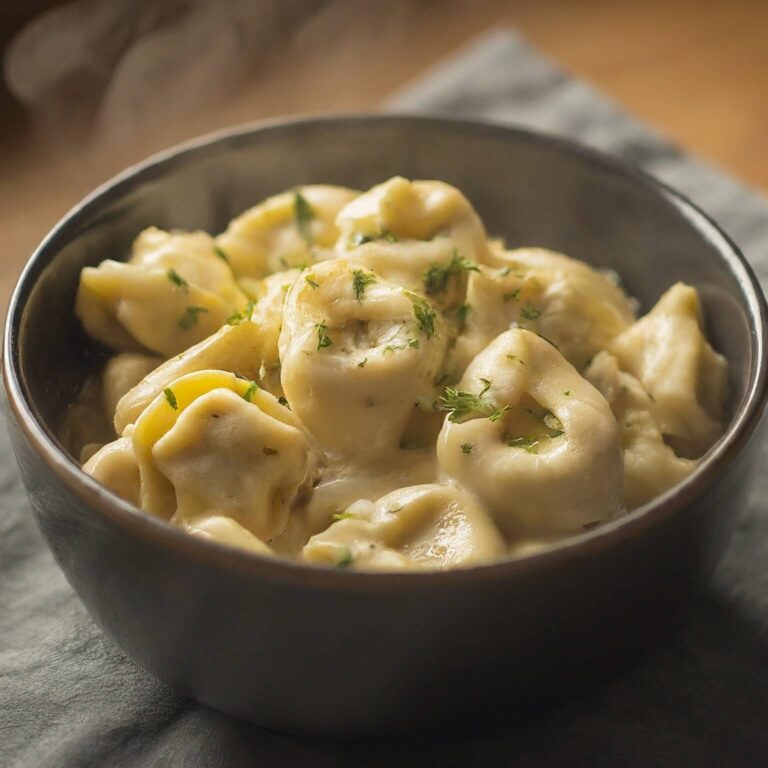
<box><xmin>4</xmin><ymin>115</ymin><xmax>767</xmax><ymax>735</ymax></box>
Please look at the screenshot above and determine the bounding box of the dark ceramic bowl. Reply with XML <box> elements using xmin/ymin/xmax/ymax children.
<box><xmin>4</xmin><ymin>116</ymin><xmax>767</xmax><ymax>735</ymax></box>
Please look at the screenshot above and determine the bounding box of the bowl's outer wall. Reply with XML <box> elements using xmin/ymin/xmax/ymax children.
<box><xmin>6</xmin><ymin>117</ymin><xmax>766</xmax><ymax>733</ymax></box>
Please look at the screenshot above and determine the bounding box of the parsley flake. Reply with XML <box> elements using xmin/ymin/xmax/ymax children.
<box><xmin>305</xmin><ymin>275</ymin><xmax>319</xmax><ymax>289</ymax></box>
<box><xmin>352</xmin><ymin>269</ymin><xmax>376</xmax><ymax>301</ymax></box>
<box><xmin>563</xmin><ymin>390</ymin><xmax>571</xmax><ymax>397</ymax></box>
<box><xmin>178</xmin><ymin>305</ymin><xmax>208</xmax><ymax>330</ymax></box>
<box><xmin>408</xmin><ymin>292</ymin><xmax>437</xmax><ymax>338</ymax></box>
<box><xmin>457</xmin><ymin>302</ymin><xmax>471</xmax><ymax>330</ymax></box>
<box><xmin>479</xmin><ymin>377</ymin><xmax>492</xmax><ymax>395</ymax></box>
<box><xmin>423</xmin><ymin>248</ymin><xmax>479</xmax><ymax>296</ymax></box>
<box><xmin>502</xmin><ymin>289</ymin><xmax>520</xmax><ymax>303</ymax></box>
<box><xmin>461</xmin><ymin>443</ymin><xmax>473</xmax><ymax>454</ymax></box>
<box><xmin>315</xmin><ymin>321</ymin><xmax>333</xmax><ymax>350</ymax></box>
<box><xmin>520</xmin><ymin>301</ymin><xmax>542</xmax><ymax>321</ymax></box>
<box><xmin>262</xmin><ymin>446</ymin><xmax>278</xmax><ymax>456</ymax></box>
<box><xmin>294</xmin><ymin>191</ymin><xmax>315</xmax><ymax>244</ymax></box>
<box><xmin>278</xmin><ymin>396</ymin><xmax>289</xmax><ymax>406</ymax></box>
<box><xmin>357</xmin><ymin>358</ymin><xmax>367</xmax><ymax>368</ymax></box>
<box><xmin>167</xmin><ymin>268</ymin><xmax>188</xmax><ymax>291</ymax></box>
<box><xmin>440</xmin><ymin>387</ymin><xmax>507</xmax><ymax>424</ymax></box>
<box><xmin>332</xmin><ymin>512</ymin><xmax>359</xmax><ymax>521</ymax></box>
<box><xmin>242</xmin><ymin>381</ymin><xmax>259</xmax><ymax>402</ymax></box>
<box><xmin>336</xmin><ymin>546</ymin><xmax>354</xmax><ymax>568</ymax></box>
<box><xmin>213</xmin><ymin>245</ymin><xmax>229</xmax><ymax>262</ymax></box>
<box><xmin>226</xmin><ymin>310</ymin><xmax>244</xmax><ymax>326</ymax></box>
<box><xmin>350</xmin><ymin>232</ymin><xmax>375</xmax><ymax>247</ymax></box>
<box><xmin>163</xmin><ymin>387</ymin><xmax>178</xmax><ymax>410</ymax></box>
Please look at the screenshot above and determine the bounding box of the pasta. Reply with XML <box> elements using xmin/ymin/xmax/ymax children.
<box><xmin>68</xmin><ymin>177</ymin><xmax>728</xmax><ymax>570</ymax></box>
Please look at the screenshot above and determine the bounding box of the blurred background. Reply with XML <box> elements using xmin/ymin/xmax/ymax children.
<box><xmin>2</xmin><ymin>0</ymin><xmax>767</xmax><ymax>309</ymax></box>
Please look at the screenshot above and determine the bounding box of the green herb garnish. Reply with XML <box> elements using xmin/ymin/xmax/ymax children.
<box><xmin>167</xmin><ymin>268</ymin><xmax>188</xmax><ymax>291</ymax></box>
<box><xmin>357</xmin><ymin>358</ymin><xmax>367</xmax><ymax>368</ymax></box>
<box><xmin>563</xmin><ymin>390</ymin><xmax>571</xmax><ymax>397</ymax></box>
<box><xmin>423</xmin><ymin>248</ymin><xmax>479</xmax><ymax>296</ymax></box>
<box><xmin>479</xmin><ymin>377</ymin><xmax>492</xmax><ymax>395</ymax></box>
<box><xmin>163</xmin><ymin>387</ymin><xmax>178</xmax><ymax>410</ymax></box>
<box><xmin>332</xmin><ymin>512</ymin><xmax>359</xmax><ymax>521</ymax></box>
<box><xmin>352</xmin><ymin>269</ymin><xmax>376</xmax><ymax>301</ymax></box>
<box><xmin>315</xmin><ymin>320</ymin><xmax>333</xmax><ymax>350</ymax></box>
<box><xmin>226</xmin><ymin>310</ymin><xmax>244</xmax><ymax>326</ymax></box>
<box><xmin>305</xmin><ymin>275</ymin><xmax>319</xmax><ymax>289</ymax></box>
<box><xmin>461</xmin><ymin>443</ymin><xmax>473</xmax><ymax>454</ymax></box>
<box><xmin>520</xmin><ymin>301</ymin><xmax>542</xmax><ymax>321</ymax></box>
<box><xmin>336</xmin><ymin>546</ymin><xmax>354</xmax><ymax>568</ymax></box>
<box><xmin>178</xmin><ymin>305</ymin><xmax>209</xmax><ymax>330</ymax></box>
<box><xmin>262</xmin><ymin>446</ymin><xmax>278</xmax><ymax>456</ymax></box>
<box><xmin>278</xmin><ymin>396</ymin><xmax>289</xmax><ymax>406</ymax></box>
<box><xmin>440</xmin><ymin>387</ymin><xmax>507</xmax><ymax>424</ymax></box>
<box><xmin>408</xmin><ymin>293</ymin><xmax>437</xmax><ymax>338</ymax></box>
<box><xmin>242</xmin><ymin>381</ymin><xmax>259</xmax><ymax>402</ymax></box>
<box><xmin>213</xmin><ymin>245</ymin><xmax>229</xmax><ymax>262</ymax></box>
<box><xmin>294</xmin><ymin>191</ymin><xmax>315</xmax><ymax>244</ymax></box>
<box><xmin>502</xmin><ymin>289</ymin><xmax>520</xmax><ymax>303</ymax></box>
<box><xmin>407</xmin><ymin>338</ymin><xmax>420</xmax><ymax>349</ymax></box>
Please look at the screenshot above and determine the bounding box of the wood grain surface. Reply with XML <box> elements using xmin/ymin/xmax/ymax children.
<box><xmin>1</xmin><ymin>0</ymin><xmax>766</xmax><ymax>309</ymax></box>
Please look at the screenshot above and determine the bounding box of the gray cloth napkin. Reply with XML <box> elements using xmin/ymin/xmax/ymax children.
<box><xmin>3</xmin><ymin>29</ymin><xmax>768</xmax><ymax>768</ymax></box>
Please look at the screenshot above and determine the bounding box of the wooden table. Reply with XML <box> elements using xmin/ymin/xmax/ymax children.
<box><xmin>2</xmin><ymin>0</ymin><xmax>766</xmax><ymax>308</ymax></box>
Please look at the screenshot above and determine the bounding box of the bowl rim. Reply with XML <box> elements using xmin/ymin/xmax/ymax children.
<box><xmin>4</xmin><ymin>112</ymin><xmax>768</xmax><ymax>591</ymax></box>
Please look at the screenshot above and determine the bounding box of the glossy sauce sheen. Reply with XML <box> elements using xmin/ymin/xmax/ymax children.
<box><xmin>69</xmin><ymin>177</ymin><xmax>728</xmax><ymax>570</ymax></box>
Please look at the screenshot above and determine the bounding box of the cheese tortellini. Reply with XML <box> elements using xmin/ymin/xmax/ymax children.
<box><xmin>70</xmin><ymin>177</ymin><xmax>728</xmax><ymax>571</ymax></box>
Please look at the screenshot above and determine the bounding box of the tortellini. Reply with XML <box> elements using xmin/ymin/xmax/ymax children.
<box><xmin>215</xmin><ymin>185</ymin><xmax>359</xmax><ymax>279</ymax></box>
<box><xmin>82</xmin><ymin>433</ymin><xmax>141</xmax><ymax>507</ymax></box>
<box><xmin>72</xmin><ymin>177</ymin><xmax>729</xmax><ymax>571</ymax></box>
<box><xmin>337</xmin><ymin>177</ymin><xmax>489</xmax><ymax>310</ymax></box>
<box><xmin>437</xmin><ymin>329</ymin><xmax>623</xmax><ymax>539</ymax></box>
<box><xmin>131</xmin><ymin>370</ymin><xmax>311</xmax><ymax>541</ymax></box>
<box><xmin>586</xmin><ymin>352</ymin><xmax>696</xmax><ymax>510</ymax></box>
<box><xmin>279</xmin><ymin>258</ymin><xmax>447</xmax><ymax>462</ymax></box>
<box><xmin>76</xmin><ymin>228</ymin><xmax>248</xmax><ymax>356</ymax></box>
<box><xmin>607</xmin><ymin>283</ymin><xmax>727</xmax><ymax>458</ymax></box>
<box><xmin>302</xmin><ymin>484</ymin><xmax>504</xmax><ymax>570</ymax></box>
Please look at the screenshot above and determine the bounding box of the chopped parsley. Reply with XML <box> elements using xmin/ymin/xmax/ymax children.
<box><xmin>520</xmin><ymin>301</ymin><xmax>542</xmax><ymax>321</ymax></box>
<box><xmin>305</xmin><ymin>275</ymin><xmax>319</xmax><ymax>289</ymax></box>
<box><xmin>423</xmin><ymin>248</ymin><xmax>479</xmax><ymax>296</ymax></box>
<box><xmin>357</xmin><ymin>358</ymin><xmax>367</xmax><ymax>368</ymax></box>
<box><xmin>479</xmin><ymin>377</ymin><xmax>492</xmax><ymax>395</ymax></box>
<box><xmin>381</xmin><ymin>229</ymin><xmax>398</xmax><ymax>243</ymax></box>
<box><xmin>178</xmin><ymin>305</ymin><xmax>208</xmax><ymax>330</ymax></box>
<box><xmin>408</xmin><ymin>338</ymin><xmax>420</xmax><ymax>349</ymax></box>
<box><xmin>242</xmin><ymin>381</ymin><xmax>259</xmax><ymax>402</ymax></box>
<box><xmin>439</xmin><ymin>387</ymin><xmax>508</xmax><ymax>424</ymax></box>
<box><xmin>163</xmin><ymin>387</ymin><xmax>178</xmax><ymax>410</ymax></box>
<box><xmin>167</xmin><ymin>268</ymin><xmax>188</xmax><ymax>290</ymax></box>
<box><xmin>262</xmin><ymin>446</ymin><xmax>278</xmax><ymax>456</ymax></box>
<box><xmin>315</xmin><ymin>320</ymin><xmax>333</xmax><ymax>350</ymax></box>
<box><xmin>336</xmin><ymin>546</ymin><xmax>354</xmax><ymax>568</ymax></box>
<box><xmin>332</xmin><ymin>512</ymin><xmax>359</xmax><ymax>521</ymax></box>
<box><xmin>226</xmin><ymin>310</ymin><xmax>244</xmax><ymax>326</ymax></box>
<box><xmin>500</xmin><ymin>266</ymin><xmax>512</xmax><ymax>277</ymax></box>
<box><xmin>294</xmin><ymin>191</ymin><xmax>315</xmax><ymax>244</ymax></box>
<box><xmin>352</xmin><ymin>269</ymin><xmax>376</xmax><ymax>301</ymax></box>
<box><xmin>563</xmin><ymin>390</ymin><xmax>571</xmax><ymax>397</ymax></box>
<box><xmin>244</xmin><ymin>299</ymin><xmax>256</xmax><ymax>318</ymax></box>
<box><xmin>502</xmin><ymin>289</ymin><xmax>520</xmax><ymax>303</ymax></box>
<box><xmin>408</xmin><ymin>293</ymin><xmax>437</xmax><ymax>338</ymax></box>
<box><xmin>278</xmin><ymin>396</ymin><xmax>289</xmax><ymax>406</ymax></box>
<box><xmin>213</xmin><ymin>245</ymin><xmax>229</xmax><ymax>262</ymax></box>
<box><xmin>461</xmin><ymin>443</ymin><xmax>473</xmax><ymax>454</ymax></box>
<box><xmin>506</xmin><ymin>353</ymin><xmax>525</xmax><ymax>365</ymax></box>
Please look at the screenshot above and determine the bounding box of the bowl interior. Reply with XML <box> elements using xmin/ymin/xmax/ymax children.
<box><xmin>10</xmin><ymin>116</ymin><xmax>759</xmax><ymax>457</ymax></box>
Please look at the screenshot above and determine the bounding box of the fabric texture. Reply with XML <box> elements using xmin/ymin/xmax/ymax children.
<box><xmin>3</xmin><ymin>29</ymin><xmax>768</xmax><ymax>767</ymax></box>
